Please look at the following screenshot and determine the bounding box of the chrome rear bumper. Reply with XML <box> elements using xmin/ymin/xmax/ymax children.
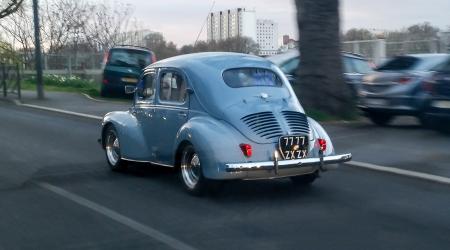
<box><xmin>225</xmin><ymin>153</ymin><xmax>352</xmax><ymax>172</ymax></box>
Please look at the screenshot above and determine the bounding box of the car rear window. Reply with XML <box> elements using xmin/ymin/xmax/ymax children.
<box><xmin>222</xmin><ymin>68</ymin><xmax>282</xmax><ymax>88</ymax></box>
<box><xmin>108</xmin><ymin>49</ymin><xmax>152</xmax><ymax>69</ymax></box>
<box><xmin>377</xmin><ymin>55</ymin><xmax>448</xmax><ymax>71</ymax></box>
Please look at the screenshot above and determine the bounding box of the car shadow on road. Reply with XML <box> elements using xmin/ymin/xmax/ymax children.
<box><xmin>119</xmin><ymin>163</ymin><xmax>329</xmax><ymax>202</ymax></box>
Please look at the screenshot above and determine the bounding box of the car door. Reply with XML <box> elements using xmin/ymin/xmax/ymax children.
<box><xmin>133</xmin><ymin>69</ymin><xmax>158</xmax><ymax>162</ymax></box>
<box><xmin>153</xmin><ymin>68</ymin><xmax>189</xmax><ymax>165</ymax></box>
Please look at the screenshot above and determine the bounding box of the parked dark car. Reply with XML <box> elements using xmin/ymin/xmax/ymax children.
<box><xmin>358</xmin><ymin>53</ymin><xmax>450</xmax><ymax>125</ymax></box>
<box><xmin>101</xmin><ymin>45</ymin><xmax>157</xmax><ymax>97</ymax></box>
<box><xmin>268</xmin><ymin>50</ymin><xmax>373</xmax><ymax>96</ymax></box>
<box><xmin>421</xmin><ymin>57</ymin><xmax>450</xmax><ymax>130</ymax></box>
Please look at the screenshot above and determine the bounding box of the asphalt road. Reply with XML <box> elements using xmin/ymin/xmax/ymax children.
<box><xmin>1</xmin><ymin>103</ymin><xmax>450</xmax><ymax>250</ymax></box>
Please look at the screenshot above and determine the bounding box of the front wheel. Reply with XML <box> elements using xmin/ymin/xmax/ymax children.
<box><xmin>367</xmin><ymin>112</ymin><xmax>393</xmax><ymax>126</ymax></box>
<box><xmin>104</xmin><ymin>125</ymin><xmax>127</xmax><ymax>171</ymax></box>
<box><xmin>179</xmin><ymin>145</ymin><xmax>221</xmax><ymax>196</ymax></box>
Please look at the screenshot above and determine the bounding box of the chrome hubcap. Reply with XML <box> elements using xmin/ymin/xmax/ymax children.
<box><xmin>181</xmin><ymin>151</ymin><xmax>201</xmax><ymax>189</ymax></box>
<box><xmin>106</xmin><ymin>131</ymin><xmax>120</xmax><ymax>166</ymax></box>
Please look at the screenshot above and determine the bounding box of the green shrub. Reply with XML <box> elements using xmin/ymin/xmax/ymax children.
<box><xmin>23</xmin><ymin>74</ymin><xmax>100</xmax><ymax>96</ymax></box>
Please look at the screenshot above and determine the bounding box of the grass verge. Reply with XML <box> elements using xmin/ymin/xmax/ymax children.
<box><xmin>22</xmin><ymin>75</ymin><xmax>100</xmax><ymax>97</ymax></box>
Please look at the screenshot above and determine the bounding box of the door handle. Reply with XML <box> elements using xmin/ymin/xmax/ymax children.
<box><xmin>178</xmin><ymin>112</ymin><xmax>187</xmax><ymax>117</ymax></box>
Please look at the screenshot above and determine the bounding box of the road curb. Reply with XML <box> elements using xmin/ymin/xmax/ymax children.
<box><xmin>345</xmin><ymin>161</ymin><xmax>450</xmax><ymax>186</ymax></box>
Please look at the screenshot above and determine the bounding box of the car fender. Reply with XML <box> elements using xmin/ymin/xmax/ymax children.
<box><xmin>307</xmin><ymin>117</ymin><xmax>335</xmax><ymax>156</ymax></box>
<box><xmin>174</xmin><ymin>115</ymin><xmax>248</xmax><ymax>179</ymax></box>
<box><xmin>102</xmin><ymin>111</ymin><xmax>151</xmax><ymax>161</ymax></box>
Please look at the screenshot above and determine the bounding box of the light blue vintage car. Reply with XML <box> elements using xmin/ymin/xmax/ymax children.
<box><xmin>100</xmin><ymin>52</ymin><xmax>352</xmax><ymax>195</ymax></box>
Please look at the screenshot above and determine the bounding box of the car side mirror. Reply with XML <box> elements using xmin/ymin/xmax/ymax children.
<box><xmin>124</xmin><ymin>85</ymin><xmax>136</xmax><ymax>94</ymax></box>
<box><xmin>186</xmin><ymin>88</ymin><xmax>194</xmax><ymax>95</ymax></box>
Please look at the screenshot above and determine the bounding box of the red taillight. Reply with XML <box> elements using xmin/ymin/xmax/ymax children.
<box><xmin>396</xmin><ymin>77</ymin><xmax>414</xmax><ymax>84</ymax></box>
<box><xmin>239</xmin><ymin>143</ymin><xmax>252</xmax><ymax>158</ymax></box>
<box><xmin>102</xmin><ymin>78</ymin><xmax>108</xmax><ymax>84</ymax></box>
<box><xmin>422</xmin><ymin>75</ymin><xmax>436</xmax><ymax>94</ymax></box>
<box><xmin>317</xmin><ymin>139</ymin><xmax>327</xmax><ymax>151</ymax></box>
<box><xmin>151</xmin><ymin>53</ymin><xmax>157</xmax><ymax>63</ymax></box>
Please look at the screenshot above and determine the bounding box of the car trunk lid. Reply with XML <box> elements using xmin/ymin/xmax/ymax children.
<box><xmin>221</xmin><ymin>96</ymin><xmax>310</xmax><ymax>144</ymax></box>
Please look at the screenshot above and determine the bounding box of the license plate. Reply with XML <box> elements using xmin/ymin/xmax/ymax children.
<box><xmin>366</xmin><ymin>98</ymin><xmax>387</xmax><ymax>106</ymax></box>
<box><xmin>121</xmin><ymin>77</ymin><xmax>138</xmax><ymax>83</ymax></box>
<box><xmin>431</xmin><ymin>100</ymin><xmax>450</xmax><ymax>109</ymax></box>
<box><xmin>278</xmin><ymin>135</ymin><xmax>308</xmax><ymax>160</ymax></box>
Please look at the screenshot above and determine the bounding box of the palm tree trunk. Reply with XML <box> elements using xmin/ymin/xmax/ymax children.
<box><xmin>294</xmin><ymin>0</ymin><xmax>354</xmax><ymax>118</ymax></box>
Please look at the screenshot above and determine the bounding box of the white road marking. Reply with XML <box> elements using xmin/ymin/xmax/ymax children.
<box><xmin>346</xmin><ymin>161</ymin><xmax>450</xmax><ymax>186</ymax></box>
<box><xmin>82</xmin><ymin>93</ymin><xmax>103</xmax><ymax>102</ymax></box>
<box><xmin>81</xmin><ymin>93</ymin><xmax>109</xmax><ymax>103</ymax></box>
<box><xmin>19</xmin><ymin>103</ymin><xmax>102</xmax><ymax>120</ymax></box>
<box><xmin>37</xmin><ymin>182</ymin><xmax>197</xmax><ymax>250</ymax></box>
<box><xmin>81</xmin><ymin>93</ymin><xmax>130</xmax><ymax>104</ymax></box>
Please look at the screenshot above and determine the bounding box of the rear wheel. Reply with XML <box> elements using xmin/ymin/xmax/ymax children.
<box><xmin>179</xmin><ymin>144</ymin><xmax>221</xmax><ymax>196</ymax></box>
<box><xmin>104</xmin><ymin>125</ymin><xmax>127</xmax><ymax>171</ymax></box>
<box><xmin>367</xmin><ymin>112</ymin><xmax>393</xmax><ymax>126</ymax></box>
<box><xmin>419</xmin><ymin>114</ymin><xmax>433</xmax><ymax>129</ymax></box>
<box><xmin>290</xmin><ymin>172</ymin><xmax>318</xmax><ymax>186</ymax></box>
<box><xmin>100</xmin><ymin>85</ymin><xmax>108</xmax><ymax>97</ymax></box>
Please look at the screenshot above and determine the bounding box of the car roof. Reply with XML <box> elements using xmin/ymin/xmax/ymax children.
<box><xmin>267</xmin><ymin>49</ymin><xmax>366</xmax><ymax>65</ymax></box>
<box><xmin>149</xmin><ymin>52</ymin><xmax>272</xmax><ymax>70</ymax></box>
<box><xmin>401</xmin><ymin>53</ymin><xmax>450</xmax><ymax>59</ymax></box>
<box><xmin>145</xmin><ymin>52</ymin><xmax>287</xmax><ymax>118</ymax></box>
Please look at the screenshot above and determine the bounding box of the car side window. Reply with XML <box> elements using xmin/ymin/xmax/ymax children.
<box><xmin>137</xmin><ymin>71</ymin><xmax>156</xmax><ymax>101</ymax></box>
<box><xmin>159</xmin><ymin>71</ymin><xmax>187</xmax><ymax>103</ymax></box>
<box><xmin>280</xmin><ymin>57</ymin><xmax>300</xmax><ymax>75</ymax></box>
<box><xmin>343</xmin><ymin>57</ymin><xmax>354</xmax><ymax>73</ymax></box>
<box><xmin>438</xmin><ymin>60</ymin><xmax>450</xmax><ymax>72</ymax></box>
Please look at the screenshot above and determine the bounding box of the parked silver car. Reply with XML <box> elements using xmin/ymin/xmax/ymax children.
<box><xmin>358</xmin><ymin>53</ymin><xmax>450</xmax><ymax>125</ymax></box>
<box><xmin>268</xmin><ymin>49</ymin><xmax>373</xmax><ymax>97</ymax></box>
<box><xmin>100</xmin><ymin>52</ymin><xmax>352</xmax><ymax>195</ymax></box>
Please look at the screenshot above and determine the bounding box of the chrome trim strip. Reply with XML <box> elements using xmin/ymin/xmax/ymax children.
<box><xmin>225</xmin><ymin>153</ymin><xmax>352</xmax><ymax>172</ymax></box>
<box><xmin>121</xmin><ymin>157</ymin><xmax>175</xmax><ymax>168</ymax></box>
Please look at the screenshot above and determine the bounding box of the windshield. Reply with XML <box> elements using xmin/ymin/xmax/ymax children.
<box><xmin>108</xmin><ymin>49</ymin><xmax>151</xmax><ymax>69</ymax></box>
<box><xmin>280</xmin><ymin>57</ymin><xmax>300</xmax><ymax>75</ymax></box>
<box><xmin>414</xmin><ymin>56</ymin><xmax>450</xmax><ymax>71</ymax></box>
<box><xmin>223</xmin><ymin>68</ymin><xmax>283</xmax><ymax>88</ymax></box>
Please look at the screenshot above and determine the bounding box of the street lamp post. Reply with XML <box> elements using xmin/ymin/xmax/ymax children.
<box><xmin>32</xmin><ymin>0</ymin><xmax>44</xmax><ymax>99</ymax></box>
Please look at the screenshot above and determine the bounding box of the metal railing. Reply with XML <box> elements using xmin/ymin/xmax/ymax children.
<box><xmin>1</xmin><ymin>63</ymin><xmax>21</xmax><ymax>100</ymax></box>
<box><xmin>342</xmin><ymin>38</ymin><xmax>449</xmax><ymax>65</ymax></box>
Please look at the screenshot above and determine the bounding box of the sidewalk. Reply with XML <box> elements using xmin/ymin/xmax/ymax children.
<box><xmin>19</xmin><ymin>90</ymin><xmax>131</xmax><ymax>117</ymax></box>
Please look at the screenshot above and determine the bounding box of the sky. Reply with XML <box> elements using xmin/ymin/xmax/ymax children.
<box><xmin>118</xmin><ymin>0</ymin><xmax>450</xmax><ymax>46</ymax></box>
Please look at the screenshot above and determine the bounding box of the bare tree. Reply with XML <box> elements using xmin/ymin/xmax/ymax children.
<box><xmin>295</xmin><ymin>0</ymin><xmax>353</xmax><ymax>118</ymax></box>
<box><xmin>178</xmin><ymin>37</ymin><xmax>259</xmax><ymax>55</ymax></box>
<box><xmin>343</xmin><ymin>28</ymin><xmax>375</xmax><ymax>41</ymax></box>
<box><xmin>0</xmin><ymin>4</ymin><xmax>34</xmax><ymax>66</ymax></box>
<box><xmin>41</xmin><ymin>0</ymin><xmax>92</xmax><ymax>53</ymax></box>
<box><xmin>83</xmin><ymin>1</ymin><xmax>133</xmax><ymax>52</ymax></box>
<box><xmin>0</xmin><ymin>0</ymin><xmax>23</xmax><ymax>19</ymax></box>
